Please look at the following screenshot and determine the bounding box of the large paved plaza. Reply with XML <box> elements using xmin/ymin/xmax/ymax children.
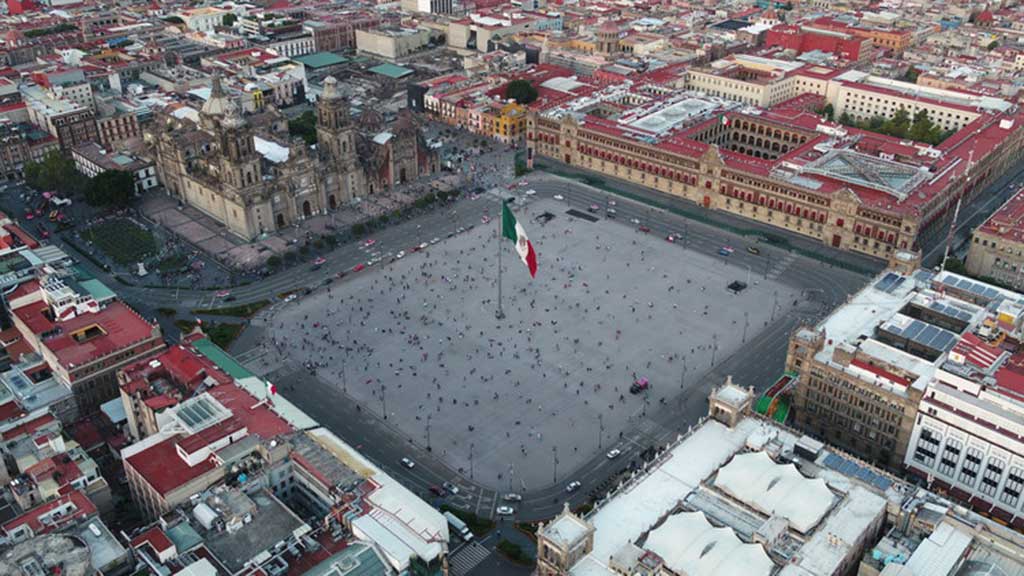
<box><xmin>247</xmin><ymin>196</ymin><xmax>805</xmax><ymax>490</ymax></box>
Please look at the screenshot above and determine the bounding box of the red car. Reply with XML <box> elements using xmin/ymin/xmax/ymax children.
<box><xmin>638</xmin><ymin>225</ymin><xmax>650</xmax><ymax>233</ymax></box>
<box><xmin>352</xmin><ymin>263</ymin><xmax>365</xmax><ymax>272</ymax></box>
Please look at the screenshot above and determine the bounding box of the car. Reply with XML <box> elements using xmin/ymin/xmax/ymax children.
<box><xmin>429</xmin><ymin>485</ymin><xmax>445</xmax><ymax>497</ymax></box>
<box><xmin>366</xmin><ymin>259</ymin><xmax>376</xmax><ymax>267</ymax></box>
<box><xmin>607</xmin><ymin>449</ymin><xmax>622</xmax><ymax>459</ymax></box>
<box><xmin>283</xmin><ymin>294</ymin><xmax>298</xmax><ymax>303</ymax></box>
<box><xmin>313</xmin><ymin>256</ymin><xmax>327</xmax><ymax>265</ymax></box>
<box><xmin>215</xmin><ymin>290</ymin><xmax>231</xmax><ymax>298</ymax></box>
<box><xmin>608</xmin><ymin>200</ymin><xmax>617</xmax><ymax>206</ymax></box>
<box><xmin>553</xmin><ymin>194</ymin><xmax>565</xmax><ymax>201</ymax></box>
<box><xmin>666</xmin><ymin>235</ymin><xmax>675</xmax><ymax>243</ymax></box>
<box><xmin>419</xmin><ymin>242</ymin><xmax>428</xmax><ymax>250</ymax></box>
<box><xmin>481</xmin><ymin>215</ymin><xmax>491</xmax><ymax>224</ymax></box>
<box><xmin>443</xmin><ymin>481</ymin><xmax>460</xmax><ymax>495</ymax></box>
<box><xmin>638</xmin><ymin>225</ymin><xmax>650</xmax><ymax>233</ymax></box>
<box><xmin>411</xmin><ymin>245</ymin><xmax>422</xmax><ymax>253</ymax></box>
<box><xmin>517</xmin><ymin>180</ymin><xmax>529</xmax><ymax>187</ymax></box>
<box><xmin>747</xmin><ymin>246</ymin><xmax>761</xmax><ymax>255</ymax></box>
<box><xmin>24</xmin><ymin>213</ymin><xmax>34</xmax><ymax>220</ymax></box>
<box><xmin>503</xmin><ymin>493</ymin><xmax>523</xmax><ymax>502</ymax></box>
<box><xmin>396</xmin><ymin>251</ymin><xmax>406</xmax><ymax>259</ymax></box>
<box><xmin>566</xmin><ymin>481</ymin><xmax>582</xmax><ymax>493</ymax></box>
<box><xmin>496</xmin><ymin>506</ymin><xmax>515</xmax><ymax>515</ymax></box>
<box><xmin>525</xmin><ymin>189</ymin><xmax>537</xmax><ymax>196</ymax></box>
<box><xmin>364</xmin><ymin>239</ymin><xmax>376</xmax><ymax>247</ymax></box>
<box><xmin>630</xmin><ymin>218</ymin><xmax>640</xmax><ymax>225</ymax></box>
<box><xmin>587</xmin><ymin>204</ymin><xmax>600</xmax><ymax>212</ymax></box>
<box><xmin>469</xmin><ymin>194</ymin><xmax>480</xmax><ymax>200</ymax></box>
<box><xmin>225</xmin><ymin>295</ymin><xmax>237</xmax><ymax>302</ymax></box>
<box><xmin>718</xmin><ymin>246</ymin><xmax>734</xmax><ymax>256</ymax></box>
<box><xmin>605</xmin><ymin>209</ymin><xmax>616</xmax><ymax>218</ymax></box>
<box><xmin>352</xmin><ymin>263</ymin><xmax>365</xmax><ymax>272</ymax></box>
<box><xmin>400</xmin><ymin>457</ymin><xmax>415</xmax><ymax>469</ymax></box>
<box><xmin>430</xmin><ymin>237</ymin><xmax>440</xmax><ymax>244</ymax></box>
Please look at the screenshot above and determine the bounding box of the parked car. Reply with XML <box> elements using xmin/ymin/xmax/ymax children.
<box><xmin>565</xmin><ymin>481</ymin><xmax>582</xmax><ymax>493</ymax></box>
<box><xmin>503</xmin><ymin>493</ymin><xmax>523</xmax><ymax>502</ymax></box>
<box><xmin>443</xmin><ymin>481</ymin><xmax>460</xmax><ymax>495</ymax></box>
<box><xmin>496</xmin><ymin>506</ymin><xmax>515</xmax><ymax>515</ymax></box>
<box><xmin>400</xmin><ymin>457</ymin><xmax>415</xmax><ymax>469</ymax></box>
<box><xmin>747</xmin><ymin>246</ymin><xmax>761</xmax><ymax>255</ymax></box>
<box><xmin>607</xmin><ymin>449</ymin><xmax>622</xmax><ymax>459</ymax></box>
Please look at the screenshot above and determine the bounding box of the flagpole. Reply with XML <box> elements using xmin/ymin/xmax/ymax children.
<box><xmin>496</xmin><ymin>200</ymin><xmax>505</xmax><ymax>320</ymax></box>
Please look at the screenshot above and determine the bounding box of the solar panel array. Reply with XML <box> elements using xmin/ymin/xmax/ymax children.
<box><xmin>880</xmin><ymin>315</ymin><xmax>958</xmax><ymax>354</ymax></box>
<box><xmin>927</xmin><ymin>300</ymin><xmax>974</xmax><ymax>324</ymax></box>
<box><xmin>874</xmin><ymin>272</ymin><xmax>907</xmax><ymax>294</ymax></box>
<box><xmin>822</xmin><ymin>452</ymin><xmax>894</xmax><ymax>491</ymax></box>
<box><xmin>942</xmin><ymin>275</ymin><xmax>1002</xmax><ymax>302</ymax></box>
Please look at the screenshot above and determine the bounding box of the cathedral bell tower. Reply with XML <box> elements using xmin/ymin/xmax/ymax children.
<box><xmin>316</xmin><ymin>76</ymin><xmax>357</xmax><ymax>171</ymax></box>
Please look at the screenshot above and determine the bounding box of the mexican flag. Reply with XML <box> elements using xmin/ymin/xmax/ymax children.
<box><xmin>720</xmin><ymin>114</ymin><xmax>730</xmax><ymax>127</ymax></box>
<box><xmin>267</xmin><ymin>381</ymin><xmax>277</xmax><ymax>396</ymax></box>
<box><xmin>502</xmin><ymin>201</ymin><xmax>537</xmax><ymax>278</ymax></box>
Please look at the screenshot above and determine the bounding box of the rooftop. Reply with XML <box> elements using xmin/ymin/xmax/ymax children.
<box><xmin>201</xmin><ymin>488</ymin><xmax>308</xmax><ymax>574</ymax></box>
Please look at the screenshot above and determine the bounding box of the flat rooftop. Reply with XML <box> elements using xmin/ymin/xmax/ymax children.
<box><xmin>202</xmin><ymin>490</ymin><xmax>308</xmax><ymax>574</ymax></box>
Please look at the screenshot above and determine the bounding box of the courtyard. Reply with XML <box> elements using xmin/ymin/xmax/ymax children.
<box><xmin>247</xmin><ymin>196</ymin><xmax>806</xmax><ymax>490</ymax></box>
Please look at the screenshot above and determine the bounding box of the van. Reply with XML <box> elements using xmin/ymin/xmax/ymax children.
<box><xmin>444</xmin><ymin>511</ymin><xmax>473</xmax><ymax>541</ymax></box>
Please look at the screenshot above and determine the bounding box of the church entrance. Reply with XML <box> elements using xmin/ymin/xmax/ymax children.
<box><xmin>276</xmin><ymin>213</ymin><xmax>285</xmax><ymax>228</ymax></box>
<box><xmin>328</xmin><ymin>195</ymin><xmax>337</xmax><ymax>210</ymax></box>
<box><xmin>302</xmin><ymin>201</ymin><xmax>312</xmax><ymax>218</ymax></box>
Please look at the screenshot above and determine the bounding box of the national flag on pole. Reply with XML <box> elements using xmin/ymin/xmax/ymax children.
<box><xmin>720</xmin><ymin>114</ymin><xmax>729</xmax><ymax>127</ymax></box>
<box><xmin>267</xmin><ymin>381</ymin><xmax>277</xmax><ymax>396</ymax></box>
<box><xmin>501</xmin><ymin>201</ymin><xmax>537</xmax><ymax>278</ymax></box>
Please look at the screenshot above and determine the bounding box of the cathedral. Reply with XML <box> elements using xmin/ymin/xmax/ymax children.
<box><xmin>149</xmin><ymin>75</ymin><xmax>437</xmax><ymax>241</ymax></box>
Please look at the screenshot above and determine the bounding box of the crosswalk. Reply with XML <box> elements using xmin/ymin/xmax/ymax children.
<box><xmin>766</xmin><ymin>253</ymin><xmax>796</xmax><ymax>281</ymax></box>
<box><xmin>449</xmin><ymin>542</ymin><xmax>491</xmax><ymax>576</ymax></box>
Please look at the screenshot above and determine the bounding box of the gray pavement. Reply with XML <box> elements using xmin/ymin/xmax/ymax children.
<box><xmin>246</xmin><ymin>195</ymin><xmax>803</xmax><ymax>490</ymax></box>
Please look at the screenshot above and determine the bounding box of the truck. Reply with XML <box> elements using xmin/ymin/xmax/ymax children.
<box><xmin>443</xmin><ymin>511</ymin><xmax>473</xmax><ymax>541</ymax></box>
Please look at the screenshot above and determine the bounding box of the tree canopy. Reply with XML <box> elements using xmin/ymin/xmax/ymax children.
<box><xmin>836</xmin><ymin>106</ymin><xmax>952</xmax><ymax>145</ymax></box>
<box><xmin>24</xmin><ymin>152</ymin><xmax>87</xmax><ymax>196</ymax></box>
<box><xmin>506</xmin><ymin>80</ymin><xmax>538</xmax><ymax>105</ymax></box>
<box><xmin>84</xmin><ymin>170</ymin><xmax>135</xmax><ymax>207</ymax></box>
<box><xmin>222</xmin><ymin>13</ymin><xmax>238</xmax><ymax>27</ymax></box>
<box><xmin>288</xmin><ymin>110</ymin><xmax>318</xmax><ymax>145</ymax></box>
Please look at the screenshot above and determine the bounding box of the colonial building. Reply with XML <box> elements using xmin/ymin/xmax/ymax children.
<box><xmin>149</xmin><ymin>75</ymin><xmax>435</xmax><ymax>240</ymax></box>
<box><xmin>527</xmin><ymin>63</ymin><xmax>1024</xmax><ymax>259</ymax></box>
<box><xmin>966</xmin><ymin>187</ymin><xmax>1024</xmax><ymax>289</ymax></box>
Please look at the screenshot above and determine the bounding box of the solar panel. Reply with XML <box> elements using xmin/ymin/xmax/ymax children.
<box><xmin>890</xmin><ymin>277</ymin><xmax>906</xmax><ymax>293</ymax></box>
<box><xmin>875</xmin><ymin>273</ymin><xmax>899</xmax><ymax>292</ymax></box>
<box><xmin>822</xmin><ymin>452</ymin><xmax>893</xmax><ymax>491</ymax></box>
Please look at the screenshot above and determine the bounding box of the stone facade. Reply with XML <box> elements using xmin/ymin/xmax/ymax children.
<box><xmin>149</xmin><ymin>76</ymin><xmax>436</xmax><ymax>241</ymax></box>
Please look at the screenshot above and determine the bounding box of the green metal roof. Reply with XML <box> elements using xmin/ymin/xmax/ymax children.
<box><xmin>368</xmin><ymin>63</ymin><xmax>413</xmax><ymax>79</ymax></box>
<box><xmin>192</xmin><ymin>337</ymin><xmax>255</xmax><ymax>380</ymax></box>
<box><xmin>80</xmin><ymin>278</ymin><xmax>116</xmax><ymax>302</ymax></box>
<box><xmin>295</xmin><ymin>52</ymin><xmax>349</xmax><ymax>69</ymax></box>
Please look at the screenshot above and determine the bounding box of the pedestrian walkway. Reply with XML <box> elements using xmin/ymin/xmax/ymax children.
<box><xmin>450</xmin><ymin>542</ymin><xmax>492</xmax><ymax>576</ymax></box>
<box><xmin>766</xmin><ymin>253</ymin><xmax>796</xmax><ymax>281</ymax></box>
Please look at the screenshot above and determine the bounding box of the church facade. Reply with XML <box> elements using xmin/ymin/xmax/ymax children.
<box><xmin>149</xmin><ymin>76</ymin><xmax>436</xmax><ymax>240</ymax></box>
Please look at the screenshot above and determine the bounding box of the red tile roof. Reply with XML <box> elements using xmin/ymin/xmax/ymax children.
<box><xmin>2</xmin><ymin>490</ymin><xmax>96</xmax><ymax>536</ymax></box>
<box><xmin>1</xmin><ymin>412</ymin><xmax>56</xmax><ymax>441</ymax></box>
<box><xmin>131</xmin><ymin>526</ymin><xmax>175</xmax><ymax>554</ymax></box>
<box><xmin>14</xmin><ymin>301</ymin><xmax>159</xmax><ymax>371</ymax></box>
<box><xmin>975</xmin><ymin>185</ymin><xmax>1024</xmax><ymax>243</ymax></box>
<box><xmin>125</xmin><ymin>435</ymin><xmax>219</xmax><ymax>496</ymax></box>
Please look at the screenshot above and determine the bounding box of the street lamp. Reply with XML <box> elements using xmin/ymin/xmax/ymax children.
<box><xmin>742</xmin><ymin>311</ymin><xmax>749</xmax><ymax>343</ymax></box>
<box><xmin>598</xmin><ymin>413</ymin><xmax>604</xmax><ymax>450</ymax></box>
<box><xmin>380</xmin><ymin>383</ymin><xmax>387</xmax><ymax>420</ymax></box>
<box><xmin>470</xmin><ymin>442</ymin><xmax>475</xmax><ymax>480</ymax></box>
<box><xmin>426</xmin><ymin>414</ymin><xmax>432</xmax><ymax>451</ymax></box>
<box><xmin>552</xmin><ymin>446</ymin><xmax>558</xmax><ymax>483</ymax></box>
<box><xmin>711</xmin><ymin>333</ymin><xmax>719</xmax><ymax>367</ymax></box>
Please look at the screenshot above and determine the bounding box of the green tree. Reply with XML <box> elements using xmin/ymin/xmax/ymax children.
<box><xmin>505</xmin><ymin>80</ymin><xmax>538</xmax><ymax>105</ymax></box>
<box><xmin>821</xmin><ymin>103</ymin><xmax>834</xmax><ymax>120</ymax></box>
<box><xmin>23</xmin><ymin>151</ymin><xmax>87</xmax><ymax>196</ymax></box>
<box><xmin>908</xmin><ymin>109</ymin><xmax>936</xmax><ymax>143</ymax></box>
<box><xmin>84</xmin><ymin>170</ymin><xmax>134</xmax><ymax>207</ymax></box>
<box><xmin>987</xmin><ymin>40</ymin><xmax>999</xmax><ymax>51</ymax></box>
<box><xmin>288</xmin><ymin>110</ymin><xmax>317</xmax><ymax>145</ymax></box>
<box><xmin>838</xmin><ymin>112</ymin><xmax>854</xmax><ymax>126</ymax></box>
<box><xmin>883</xmin><ymin>107</ymin><xmax>911</xmax><ymax>138</ymax></box>
<box><xmin>222</xmin><ymin>13</ymin><xmax>237</xmax><ymax>27</ymax></box>
<box><xmin>902</xmin><ymin>67</ymin><xmax>920</xmax><ymax>83</ymax></box>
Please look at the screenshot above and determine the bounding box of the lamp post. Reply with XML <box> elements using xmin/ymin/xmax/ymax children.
<box><xmin>598</xmin><ymin>413</ymin><xmax>604</xmax><ymax>450</ymax></box>
<box><xmin>552</xmin><ymin>446</ymin><xmax>558</xmax><ymax>483</ymax></box>
<box><xmin>711</xmin><ymin>333</ymin><xmax>719</xmax><ymax>367</ymax></box>
<box><xmin>742</xmin><ymin>311</ymin><xmax>749</xmax><ymax>343</ymax></box>
<box><xmin>426</xmin><ymin>414</ymin><xmax>432</xmax><ymax>451</ymax></box>
<box><xmin>470</xmin><ymin>442</ymin><xmax>475</xmax><ymax>480</ymax></box>
<box><xmin>380</xmin><ymin>383</ymin><xmax>387</xmax><ymax>420</ymax></box>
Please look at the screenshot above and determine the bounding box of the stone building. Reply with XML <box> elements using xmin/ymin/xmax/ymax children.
<box><xmin>149</xmin><ymin>75</ymin><xmax>435</xmax><ymax>240</ymax></box>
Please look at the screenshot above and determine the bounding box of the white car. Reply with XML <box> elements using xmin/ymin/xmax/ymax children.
<box><xmin>525</xmin><ymin>189</ymin><xmax>537</xmax><ymax>196</ymax></box>
<box><xmin>503</xmin><ymin>493</ymin><xmax>523</xmax><ymax>502</ymax></box>
<box><xmin>419</xmin><ymin>242</ymin><xmax>428</xmax><ymax>250</ymax></box>
<box><xmin>606</xmin><ymin>449</ymin><xmax>622</xmax><ymax>459</ymax></box>
<box><xmin>630</xmin><ymin>218</ymin><xmax>641</xmax><ymax>225</ymax></box>
<box><xmin>566</xmin><ymin>480</ymin><xmax>582</xmax><ymax>493</ymax></box>
<box><xmin>608</xmin><ymin>200</ymin><xmax>617</xmax><ymax>206</ymax></box>
<box><xmin>430</xmin><ymin>237</ymin><xmax>440</xmax><ymax>244</ymax></box>
<box><xmin>283</xmin><ymin>294</ymin><xmax>297</xmax><ymax>303</ymax></box>
<box><xmin>443</xmin><ymin>481</ymin><xmax>460</xmax><ymax>495</ymax></box>
<box><xmin>553</xmin><ymin>194</ymin><xmax>564</xmax><ymax>201</ymax></box>
<box><xmin>496</xmin><ymin>506</ymin><xmax>515</xmax><ymax>515</ymax></box>
<box><xmin>396</xmin><ymin>251</ymin><xmax>406</xmax><ymax>259</ymax></box>
<box><xmin>401</xmin><ymin>458</ymin><xmax>415</xmax><ymax>469</ymax></box>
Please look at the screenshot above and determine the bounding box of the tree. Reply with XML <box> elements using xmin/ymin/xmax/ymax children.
<box><xmin>988</xmin><ymin>40</ymin><xmax>999</xmax><ymax>51</ymax></box>
<box><xmin>821</xmin><ymin>103</ymin><xmax>834</xmax><ymax>121</ymax></box>
<box><xmin>23</xmin><ymin>151</ymin><xmax>87</xmax><ymax>196</ymax></box>
<box><xmin>288</xmin><ymin>110</ymin><xmax>317</xmax><ymax>145</ymax></box>
<box><xmin>883</xmin><ymin>107</ymin><xmax>911</xmax><ymax>139</ymax></box>
<box><xmin>909</xmin><ymin>109</ymin><xmax>936</xmax><ymax>143</ymax></box>
<box><xmin>163</xmin><ymin>16</ymin><xmax>185</xmax><ymax>25</ymax></box>
<box><xmin>902</xmin><ymin>67</ymin><xmax>920</xmax><ymax>83</ymax></box>
<box><xmin>222</xmin><ymin>13</ymin><xmax>237</xmax><ymax>27</ymax></box>
<box><xmin>505</xmin><ymin>80</ymin><xmax>538</xmax><ymax>105</ymax></box>
<box><xmin>84</xmin><ymin>170</ymin><xmax>134</xmax><ymax>207</ymax></box>
<box><xmin>838</xmin><ymin>111</ymin><xmax>854</xmax><ymax>126</ymax></box>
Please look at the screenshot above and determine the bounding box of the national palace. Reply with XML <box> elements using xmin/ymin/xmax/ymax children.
<box><xmin>526</xmin><ymin>55</ymin><xmax>1024</xmax><ymax>260</ymax></box>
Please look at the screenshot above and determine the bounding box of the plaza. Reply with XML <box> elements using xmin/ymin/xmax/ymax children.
<box><xmin>246</xmin><ymin>196</ymin><xmax>808</xmax><ymax>490</ymax></box>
